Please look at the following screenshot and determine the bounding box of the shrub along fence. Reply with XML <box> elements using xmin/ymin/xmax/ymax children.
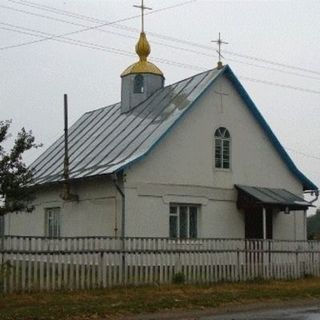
<box><xmin>1</xmin><ymin>236</ymin><xmax>320</xmax><ymax>293</ymax></box>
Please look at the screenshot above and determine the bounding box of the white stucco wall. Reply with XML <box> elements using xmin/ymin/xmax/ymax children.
<box><xmin>124</xmin><ymin>183</ymin><xmax>245</xmax><ymax>239</ymax></box>
<box><xmin>124</xmin><ymin>74</ymin><xmax>307</xmax><ymax>240</ymax></box>
<box><xmin>5</xmin><ymin>177</ymin><xmax>121</xmax><ymax>237</ymax></box>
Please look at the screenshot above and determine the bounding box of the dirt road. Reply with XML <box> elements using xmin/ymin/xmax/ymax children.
<box><xmin>202</xmin><ymin>305</ymin><xmax>320</xmax><ymax>319</ymax></box>
<box><xmin>120</xmin><ymin>300</ymin><xmax>320</xmax><ymax>320</ymax></box>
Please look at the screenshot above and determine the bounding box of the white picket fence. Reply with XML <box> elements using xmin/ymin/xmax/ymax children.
<box><xmin>1</xmin><ymin>236</ymin><xmax>320</xmax><ymax>293</ymax></box>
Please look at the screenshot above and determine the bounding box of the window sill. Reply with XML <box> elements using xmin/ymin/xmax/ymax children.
<box><xmin>214</xmin><ymin>168</ymin><xmax>232</xmax><ymax>173</ymax></box>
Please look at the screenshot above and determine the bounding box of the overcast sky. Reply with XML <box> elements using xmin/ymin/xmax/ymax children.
<box><xmin>1</xmin><ymin>0</ymin><xmax>319</xmax><ymax>211</ymax></box>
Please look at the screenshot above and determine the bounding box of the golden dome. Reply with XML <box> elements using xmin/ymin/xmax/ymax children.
<box><xmin>135</xmin><ymin>32</ymin><xmax>150</xmax><ymax>61</ymax></box>
<box><xmin>121</xmin><ymin>32</ymin><xmax>163</xmax><ymax>77</ymax></box>
<box><xmin>121</xmin><ymin>61</ymin><xmax>163</xmax><ymax>77</ymax></box>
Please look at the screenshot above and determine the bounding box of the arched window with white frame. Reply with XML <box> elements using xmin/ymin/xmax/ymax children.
<box><xmin>214</xmin><ymin>127</ymin><xmax>231</xmax><ymax>169</ymax></box>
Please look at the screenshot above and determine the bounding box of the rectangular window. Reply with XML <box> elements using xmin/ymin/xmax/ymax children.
<box><xmin>169</xmin><ymin>204</ymin><xmax>199</xmax><ymax>239</ymax></box>
<box><xmin>0</xmin><ymin>215</ymin><xmax>4</xmax><ymax>236</ymax></box>
<box><xmin>45</xmin><ymin>207</ymin><xmax>61</xmax><ymax>238</ymax></box>
<box><xmin>214</xmin><ymin>127</ymin><xmax>231</xmax><ymax>170</ymax></box>
<box><xmin>215</xmin><ymin>139</ymin><xmax>230</xmax><ymax>169</ymax></box>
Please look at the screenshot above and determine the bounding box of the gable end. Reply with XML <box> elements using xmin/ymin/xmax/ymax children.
<box><xmin>224</xmin><ymin>66</ymin><xmax>317</xmax><ymax>191</ymax></box>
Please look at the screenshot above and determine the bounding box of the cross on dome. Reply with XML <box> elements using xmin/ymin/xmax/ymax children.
<box><xmin>121</xmin><ymin>0</ymin><xmax>163</xmax><ymax>77</ymax></box>
<box><xmin>133</xmin><ymin>0</ymin><xmax>153</xmax><ymax>62</ymax></box>
<box><xmin>133</xmin><ymin>0</ymin><xmax>152</xmax><ymax>33</ymax></box>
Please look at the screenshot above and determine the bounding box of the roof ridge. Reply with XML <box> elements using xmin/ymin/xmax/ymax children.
<box><xmin>164</xmin><ymin>67</ymin><xmax>218</xmax><ymax>88</ymax></box>
<box><xmin>84</xmin><ymin>102</ymin><xmax>120</xmax><ymax>115</ymax></box>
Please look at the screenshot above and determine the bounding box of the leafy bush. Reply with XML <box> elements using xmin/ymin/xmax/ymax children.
<box><xmin>172</xmin><ymin>272</ymin><xmax>185</xmax><ymax>284</ymax></box>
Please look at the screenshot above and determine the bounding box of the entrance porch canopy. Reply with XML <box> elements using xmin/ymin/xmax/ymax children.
<box><xmin>235</xmin><ymin>185</ymin><xmax>312</xmax><ymax>211</ymax></box>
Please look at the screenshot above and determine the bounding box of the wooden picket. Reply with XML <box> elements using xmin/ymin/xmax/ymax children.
<box><xmin>1</xmin><ymin>236</ymin><xmax>320</xmax><ymax>293</ymax></box>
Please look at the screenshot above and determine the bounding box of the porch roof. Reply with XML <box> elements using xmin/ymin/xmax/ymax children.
<box><xmin>235</xmin><ymin>185</ymin><xmax>312</xmax><ymax>211</ymax></box>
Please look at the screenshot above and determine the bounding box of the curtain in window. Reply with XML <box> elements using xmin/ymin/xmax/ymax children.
<box><xmin>46</xmin><ymin>208</ymin><xmax>61</xmax><ymax>238</ymax></box>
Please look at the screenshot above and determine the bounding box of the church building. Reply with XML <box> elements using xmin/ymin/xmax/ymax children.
<box><xmin>3</xmin><ymin>15</ymin><xmax>318</xmax><ymax>241</ymax></box>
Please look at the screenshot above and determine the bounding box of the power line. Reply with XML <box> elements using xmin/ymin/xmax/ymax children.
<box><xmin>1</xmin><ymin>1</ymin><xmax>204</xmax><ymax>55</ymax></box>
<box><xmin>0</xmin><ymin>24</ymin><xmax>134</xmax><ymax>56</ymax></box>
<box><xmin>1</xmin><ymin>3</ymin><xmax>140</xmax><ymax>43</ymax></box>
<box><xmin>286</xmin><ymin>147</ymin><xmax>320</xmax><ymax>161</ymax></box>
<box><xmin>0</xmin><ymin>3</ymin><xmax>214</xmax><ymax>61</ymax></box>
<box><xmin>4</xmin><ymin>0</ymin><xmax>320</xmax><ymax>83</ymax></box>
<box><xmin>0</xmin><ymin>23</ymin><xmax>205</xmax><ymax>71</ymax></box>
<box><xmin>227</xmin><ymin>59</ymin><xmax>320</xmax><ymax>82</ymax></box>
<box><xmin>240</xmin><ymin>76</ymin><xmax>320</xmax><ymax>95</ymax></box>
<box><xmin>224</xmin><ymin>49</ymin><xmax>320</xmax><ymax>77</ymax></box>
<box><xmin>7</xmin><ymin>0</ymin><xmax>117</xmax><ymax>23</ymax></box>
<box><xmin>4</xmin><ymin>14</ymin><xmax>320</xmax><ymax>97</ymax></box>
<box><xmin>7</xmin><ymin>0</ymin><xmax>320</xmax><ymax>78</ymax></box>
<box><xmin>8</xmin><ymin>0</ymin><xmax>196</xmax><ymax>29</ymax></box>
<box><xmin>0</xmin><ymin>0</ymin><xmax>196</xmax><ymax>51</ymax></box>
<box><xmin>3</xmin><ymin>22</ymin><xmax>320</xmax><ymax>97</ymax></box>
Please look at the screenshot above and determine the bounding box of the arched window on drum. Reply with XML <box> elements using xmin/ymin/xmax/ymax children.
<box><xmin>214</xmin><ymin>127</ymin><xmax>231</xmax><ymax>169</ymax></box>
<box><xmin>133</xmin><ymin>74</ymin><xmax>144</xmax><ymax>93</ymax></box>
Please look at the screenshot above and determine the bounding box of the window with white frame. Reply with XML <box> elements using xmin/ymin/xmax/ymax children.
<box><xmin>45</xmin><ymin>207</ymin><xmax>61</xmax><ymax>238</ymax></box>
<box><xmin>214</xmin><ymin>127</ymin><xmax>231</xmax><ymax>169</ymax></box>
<box><xmin>0</xmin><ymin>215</ymin><xmax>4</xmax><ymax>236</ymax></box>
<box><xmin>169</xmin><ymin>204</ymin><xmax>199</xmax><ymax>239</ymax></box>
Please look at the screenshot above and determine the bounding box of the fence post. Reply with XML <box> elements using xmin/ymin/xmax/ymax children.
<box><xmin>122</xmin><ymin>238</ymin><xmax>127</xmax><ymax>285</ymax></box>
<box><xmin>295</xmin><ymin>250</ymin><xmax>299</xmax><ymax>279</ymax></box>
<box><xmin>99</xmin><ymin>251</ymin><xmax>103</xmax><ymax>288</ymax></box>
<box><xmin>175</xmin><ymin>252</ymin><xmax>182</xmax><ymax>275</ymax></box>
<box><xmin>236</xmin><ymin>249</ymin><xmax>240</xmax><ymax>282</ymax></box>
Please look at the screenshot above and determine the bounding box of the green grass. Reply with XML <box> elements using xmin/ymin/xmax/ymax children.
<box><xmin>1</xmin><ymin>278</ymin><xmax>320</xmax><ymax>319</ymax></box>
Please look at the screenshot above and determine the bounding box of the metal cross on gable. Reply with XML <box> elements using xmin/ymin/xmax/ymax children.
<box><xmin>133</xmin><ymin>0</ymin><xmax>152</xmax><ymax>33</ymax></box>
<box><xmin>211</xmin><ymin>32</ymin><xmax>228</xmax><ymax>69</ymax></box>
<box><xmin>214</xmin><ymin>83</ymin><xmax>228</xmax><ymax>113</ymax></box>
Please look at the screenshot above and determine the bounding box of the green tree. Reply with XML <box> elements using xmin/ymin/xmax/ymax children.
<box><xmin>0</xmin><ymin>120</ymin><xmax>40</xmax><ymax>216</ymax></box>
<box><xmin>307</xmin><ymin>209</ymin><xmax>320</xmax><ymax>240</ymax></box>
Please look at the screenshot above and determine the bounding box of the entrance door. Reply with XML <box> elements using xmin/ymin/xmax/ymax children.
<box><xmin>245</xmin><ymin>208</ymin><xmax>273</xmax><ymax>239</ymax></box>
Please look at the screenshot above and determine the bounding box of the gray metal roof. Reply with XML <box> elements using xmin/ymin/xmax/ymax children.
<box><xmin>30</xmin><ymin>65</ymin><xmax>317</xmax><ymax>191</ymax></box>
<box><xmin>31</xmin><ymin>68</ymin><xmax>223</xmax><ymax>185</ymax></box>
<box><xmin>235</xmin><ymin>185</ymin><xmax>311</xmax><ymax>208</ymax></box>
